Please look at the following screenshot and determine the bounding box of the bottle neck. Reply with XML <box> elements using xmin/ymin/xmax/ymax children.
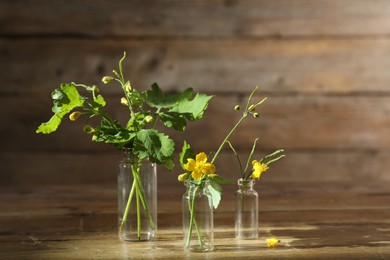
<box><xmin>238</xmin><ymin>178</ymin><xmax>255</xmax><ymax>190</ymax></box>
<box><xmin>184</xmin><ymin>179</ymin><xmax>210</xmax><ymax>190</ymax></box>
<box><xmin>122</xmin><ymin>149</ymin><xmax>150</xmax><ymax>164</ymax></box>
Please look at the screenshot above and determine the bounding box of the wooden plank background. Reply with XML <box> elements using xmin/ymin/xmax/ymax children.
<box><xmin>1</xmin><ymin>0</ymin><xmax>389</xmax><ymax>186</ymax></box>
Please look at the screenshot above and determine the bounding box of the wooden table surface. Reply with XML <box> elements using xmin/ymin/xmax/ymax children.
<box><xmin>1</xmin><ymin>181</ymin><xmax>389</xmax><ymax>259</ymax></box>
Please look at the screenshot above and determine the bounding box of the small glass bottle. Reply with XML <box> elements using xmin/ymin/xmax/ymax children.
<box><xmin>118</xmin><ymin>150</ymin><xmax>157</xmax><ymax>241</ymax></box>
<box><xmin>182</xmin><ymin>180</ymin><xmax>214</xmax><ymax>252</ymax></box>
<box><xmin>235</xmin><ymin>178</ymin><xmax>258</xmax><ymax>239</ymax></box>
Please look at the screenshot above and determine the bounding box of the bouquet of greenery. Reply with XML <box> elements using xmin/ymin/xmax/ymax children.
<box><xmin>36</xmin><ymin>52</ymin><xmax>213</xmax><ymax>239</ymax></box>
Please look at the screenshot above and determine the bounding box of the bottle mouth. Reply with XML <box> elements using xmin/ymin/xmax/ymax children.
<box><xmin>237</xmin><ymin>178</ymin><xmax>255</xmax><ymax>186</ymax></box>
<box><xmin>184</xmin><ymin>179</ymin><xmax>210</xmax><ymax>187</ymax></box>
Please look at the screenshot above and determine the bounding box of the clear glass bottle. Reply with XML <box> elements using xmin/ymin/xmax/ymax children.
<box><xmin>182</xmin><ymin>180</ymin><xmax>214</xmax><ymax>252</ymax></box>
<box><xmin>235</xmin><ymin>178</ymin><xmax>258</xmax><ymax>239</ymax></box>
<box><xmin>118</xmin><ymin>149</ymin><xmax>157</xmax><ymax>241</ymax></box>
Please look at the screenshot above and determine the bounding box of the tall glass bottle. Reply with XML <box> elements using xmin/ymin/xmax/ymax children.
<box><xmin>235</xmin><ymin>178</ymin><xmax>258</xmax><ymax>239</ymax></box>
<box><xmin>118</xmin><ymin>149</ymin><xmax>157</xmax><ymax>241</ymax></box>
<box><xmin>182</xmin><ymin>180</ymin><xmax>214</xmax><ymax>252</ymax></box>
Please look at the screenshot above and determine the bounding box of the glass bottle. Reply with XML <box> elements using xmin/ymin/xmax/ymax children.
<box><xmin>182</xmin><ymin>180</ymin><xmax>214</xmax><ymax>252</ymax></box>
<box><xmin>235</xmin><ymin>178</ymin><xmax>258</xmax><ymax>239</ymax></box>
<box><xmin>118</xmin><ymin>149</ymin><xmax>157</xmax><ymax>241</ymax></box>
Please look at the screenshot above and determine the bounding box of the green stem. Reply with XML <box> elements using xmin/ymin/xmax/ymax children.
<box><xmin>186</xmin><ymin>186</ymin><xmax>203</xmax><ymax>247</ymax></box>
<box><xmin>132</xmin><ymin>163</ymin><xmax>156</xmax><ymax>229</ymax></box>
<box><xmin>211</xmin><ymin>115</ymin><xmax>247</xmax><ymax>163</ymax></box>
<box><xmin>119</xmin><ymin>178</ymin><xmax>136</xmax><ymax>232</ymax></box>
<box><xmin>136</xmin><ymin>183</ymin><xmax>141</xmax><ymax>239</ymax></box>
<box><xmin>227</xmin><ymin>140</ymin><xmax>243</xmax><ymax>176</ymax></box>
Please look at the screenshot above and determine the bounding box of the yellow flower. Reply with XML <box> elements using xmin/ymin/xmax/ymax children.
<box><xmin>251</xmin><ymin>160</ymin><xmax>269</xmax><ymax>180</ymax></box>
<box><xmin>184</xmin><ymin>152</ymin><xmax>216</xmax><ymax>180</ymax></box>
<box><xmin>266</xmin><ymin>237</ymin><xmax>280</xmax><ymax>248</ymax></box>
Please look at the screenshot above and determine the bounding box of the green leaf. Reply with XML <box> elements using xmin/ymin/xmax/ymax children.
<box><xmin>145</xmin><ymin>83</ymin><xmax>194</xmax><ymax>109</ymax></box>
<box><xmin>208</xmin><ymin>180</ymin><xmax>222</xmax><ymax>209</ymax></box>
<box><xmin>36</xmin><ymin>83</ymin><xmax>85</xmax><ymax>134</ymax></box>
<box><xmin>179</xmin><ymin>140</ymin><xmax>195</xmax><ymax>168</ymax></box>
<box><xmin>158</xmin><ymin>112</ymin><xmax>188</xmax><ymax>131</ymax></box>
<box><xmin>133</xmin><ymin>129</ymin><xmax>175</xmax><ymax>170</ymax></box>
<box><xmin>170</xmin><ymin>93</ymin><xmax>213</xmax><ymax>121</ymax></box>
<box><xmin>94</xmin><ymin>95</ymin><xmax>106</xmax><ymax>107</ymax></box>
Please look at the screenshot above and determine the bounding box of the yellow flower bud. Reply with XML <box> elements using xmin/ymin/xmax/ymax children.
<box><xmin>102</xmin><ymin>76</ymin><xmax>115</xmax><ymax>84</ymax></box>
<box><xmin>253</xmin><ymin>112</ymin><xmax>259</xmax><ymax>118</ymax></box>
<box><xmin>145</xmin><ymin>115</ymin><xmax>153</xmax><ymax>123</ymax></box>
<box><xmin>248</xmin><ymin>104</ymin><xmax>256</xmax><ymax>112</ymax></box>
<box><xmin>92</xmin><ymin>135</ymin><xmax>98</xmax><ymax>141</ymax></box>
<box><xmin>124</xmin><ymin>81</ymin><xmax>132</xmax><ymax>92</ymax></box>
<box><xmin>234</xmin><ymin>105</ymin><xmax>241</xmax><ymax>111</ymax></box>
<box><xmin>69</xmin><ymin>111</ymin><xmax>81</xmax><ymax>121</ymax></box>
<box><xmin>120</xmin><ymin>97</ymin><xmax>129</xmax><ymax>106</ymax></box>
<box><xmin>178</xmin><ymin>173</ymin><xmax>188</xmax><ymax>182</ymax></box>
<box><xmin>266</xmin><ymin>237</ymin><xmax>280</xmax><ymax>248</ymax></box>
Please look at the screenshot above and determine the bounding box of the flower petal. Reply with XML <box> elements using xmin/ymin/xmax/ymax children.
<box><xmin>184</xmin><ymin>158</ymin><xmax>196</xmax><ymax>171</ymax></box>
<box><xmin>191</xmin><ymin>170</ymin><xmax>203</xmax><ymax>180</ymax></box>
<box><xmin>202</xmin><ymin>162</ymin><xmax>216</xmax><ymax>175</ymax></box>
<box><xmin>196</xmin><ymin>152</ymin><xmax>208</xmax><ymax>164</ymax></box>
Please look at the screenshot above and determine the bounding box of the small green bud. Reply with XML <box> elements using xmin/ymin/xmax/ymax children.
<box><xmin>248</xmin><ymin>104</ymin><xmax>256</xmax><ymax>112</ymax></box>
<box><xmin>120</xmin><ymin>97</ymin><xmax>129</xmax><ymax>106</ymax></box>
<box><xmin>92</xmin><ymin>135</ymin><xmax>98</xmax><ymax>141</ymax></box>
<box><xmin>92</xmin><ymin>85</ymin><xmax>100</xmax><ymax>94</ymax></box>
<box><xmin>253</xmin><ymin>112</ymin><xmax>259</xmax><ymax>118</ymax></box>
<box><xmin>178</xmin><ymin>173</ymin><xmax>189</xmax><ymax>182</ymax></box>
<box><xmin>208</xmin><ymin>174</ymin><xmax>218</xmax><ymax>179</ymax></box>
<box><xmin>112</xmin><ymin>70</ymin><xmax>121</xmax><ymax>78</ymax></box>
<box><xmin>69</xmin><ymin>111</ymin><xmax>81</xmax><ymax>121</ymax></box>
<box><xmin>234</xmin><ymin>105</ymin><xmax>241</xmax><ymax>111</ymax></box>
<box><xmin>83</xmin><ymin>125</ymin><xmax>95</xmax><ymax>134</ymax></box>
<box><xmin>102</xmin><ymin>76</ymin><xmax>115</xmax><ymax>84</ymax></box>
<box><xmin>145</xmin><ymin>115</ymin><xmax>153</xmax><ymax>123</ymax></box>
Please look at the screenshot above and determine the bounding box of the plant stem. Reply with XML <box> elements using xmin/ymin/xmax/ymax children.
<box><xmin>119</xmin><ymin>178</ymin><xmax>136</xmax><ymax>232</ymax></box>
<box><xmin>132</xmin><ymin>163</ymin><xmax>156</xmax><ymax>229</ymax></box>
<box><xmin>186</xmin><ymin>186</ymin><xmax>203</xmax><ymax>247</ymax></box>
<box><xmin>211</xmin><ymin>115</ymin><xmax>247</xmax><ymax>164</ymax></box>
<box><xmin>136</xmin><ymin>183</ymin><xmax>141</xmax><ymax>239</ymax></box>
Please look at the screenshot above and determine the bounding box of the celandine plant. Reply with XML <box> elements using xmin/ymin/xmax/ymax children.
<box><xmin>225</xmin><ymin>87</ymin><xmax>285</xmax><ymax>240</ymax></box>
<box><xmin>36</xmin><ymin>52</ymin><xmax>213</xmax><ymax>241</ymax></box>
<box><xmin>178</xmin><ymin>86</ymin><xmax>284</xmax><ymax>250</ymax></box>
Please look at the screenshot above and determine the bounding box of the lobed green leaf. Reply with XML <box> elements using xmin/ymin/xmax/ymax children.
<box><xmin>36</xmin><ymin>83</ymin><xmax>85</xmax><ymax>134</ymax></box>
<box><xmin>170</xmin><ymin>93</ymin><xmax>213</xmax><ymax>121</ymax></box>
<box><xmin>146</xmin><ymin>83</ymin><xmax>193</xmax><ymax>109</ymax></box>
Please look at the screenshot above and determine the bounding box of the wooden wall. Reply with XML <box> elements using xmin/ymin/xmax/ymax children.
<box><xmin>1</xmin><ymin>0</ymin><xmax>390</xmax><ymax>187</ymax></box>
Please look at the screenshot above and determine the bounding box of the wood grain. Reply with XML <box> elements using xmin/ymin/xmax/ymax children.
<box><xmin>0</xmin><ymin>182</ymin><xmax>389</xmax><ymax>259</ymax></box>
<box><xmin>2</xmin><ymin>38</ymin><xmax>390</xmax><ymax>94</ymax></box>
<box><xmin>2</xmin><ymin>149</ymin><xmax>390</xmax><ymax>187</ymax></box>
<box><xmin>2</xmin><ymin>0</ymin><xmax>390</xmax><ymax>37</ymax></box>
<box><xmin>3</xmin><ymin>95</ymin><xmax>389</xmax><ymax>151</ymax></box>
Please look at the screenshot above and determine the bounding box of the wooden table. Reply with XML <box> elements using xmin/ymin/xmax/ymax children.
<box><xmin>1</xmin><ymin>181</ymin><xmax>389</xmax><ymax>259</ymax></box>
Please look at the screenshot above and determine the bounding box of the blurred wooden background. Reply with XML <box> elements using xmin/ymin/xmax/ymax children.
<box><xmin>1</xmin><ymin>0</ymin><xmax>390</xmax><ymax>187</ymax></box>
